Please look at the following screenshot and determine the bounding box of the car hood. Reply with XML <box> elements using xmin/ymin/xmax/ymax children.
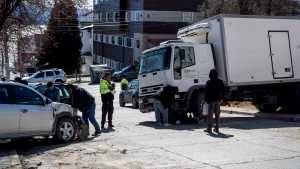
<box><xmin>52</xmin><ymin>102</ymin><xmax>74</xmax><ymax>115</ymax></box>
<box><xmin>113</xmin><ymin>71</ymin><xmax>121</xmax><ymax>76</ymax></box>
<box><xmin>22</xmin><ymin>77</ymin><xmax>30</xmax><ymax>80</ymax></box>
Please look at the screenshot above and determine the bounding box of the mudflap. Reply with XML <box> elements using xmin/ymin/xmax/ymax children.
<box><xmin>74</xmin><ymin>116</ymin><xmax>89</xmax><ymax>141</ymax></box>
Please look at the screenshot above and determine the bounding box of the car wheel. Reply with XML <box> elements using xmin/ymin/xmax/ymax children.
<box><xmin>132</xmin><ymin>97</ymin><xmax>139</xmax><ymax>109</ymax></box>
<box><xmin>55</xmin><ymin>118</ymin><xmax>75</xmax><ymax>143</ymax></box>
<box><xmin>120</xmin><ymin>100</ymin><xmax>125</xmax><ymax>107</ymax></box>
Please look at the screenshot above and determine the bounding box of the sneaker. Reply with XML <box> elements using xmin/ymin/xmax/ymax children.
<box><xmin>204</xmin><ymin>128</ymin><xmax>212</xmax><ymax>133</ymax></box>
<box><xmin>163</xmin><ymin>123</ymin><xmax>170</xmax><ymax>127</ymax></box>
<box><xmin>92</xmin><ymin>131</ymin><xmax>101</xmax><ymax>137</ymax></box>
<box><xmin>214</xmin><ymin>128</ymin><xmax>219</xmax><ymax>133</ymax></box>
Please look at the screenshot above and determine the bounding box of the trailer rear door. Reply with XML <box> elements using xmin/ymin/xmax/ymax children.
<box><xmin>268</xmin><ymin>31</ymin><xmax>294</xmax><ymax>79</ymax></box>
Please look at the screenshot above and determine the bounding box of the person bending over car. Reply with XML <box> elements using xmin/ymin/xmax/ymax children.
<box><xmin>67</xmin><ymin>84</ymin><xmax>101</xmax><ymax>136</ymax></box>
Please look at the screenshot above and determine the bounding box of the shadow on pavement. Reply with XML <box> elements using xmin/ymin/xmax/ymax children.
<box><xmin>139</xmin><ymin>116</ymin><xmax>300</xmax><ymax>131</ymax></box>
<box><xmin>0</xmin><ymin>137</ymin><xmax>96</xmax><ymax>156</ymax></box>
<box><xmin>138</xmin><ymin>121</ymin><xmax>206</xmax><ymax>131</ymax></box>
<box><xmin>208</xmin><ymin>132</ymin><xmax>234</xmax><ymax>139</ymax></box>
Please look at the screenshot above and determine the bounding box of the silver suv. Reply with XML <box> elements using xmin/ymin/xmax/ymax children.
<box><xmin>22</xmin><ymin>69</ymin><xmax>66</xmax><ymax>83</ymax></box>
<box><xmin>0</xmin><ymin>82</ymin><xmax>76</xmax><ymax>143</ymax></box>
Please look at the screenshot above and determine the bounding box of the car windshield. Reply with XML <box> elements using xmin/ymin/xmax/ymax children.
<box><xmin>139</xmin><ymin>47</ymin><xmax>171</xmax><ymax>74</ymax></box>
<box><xmin>129</xmin><ymin>80</ymin><xmax>139</xmax><ymax>89</ymax></box>
<box><xmin>121</xmin><ymin>65</ymin><xmax>133</xmax><ymax>72</ymax></box>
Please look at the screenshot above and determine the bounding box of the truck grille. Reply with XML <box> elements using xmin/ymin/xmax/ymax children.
<box><xmin>140</xmin><ymin>84</ymin><xmax>163</xmax><ymax>95</ymax></box>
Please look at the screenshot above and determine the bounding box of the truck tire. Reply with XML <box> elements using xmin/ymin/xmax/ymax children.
<box><xmin>256</xmin><ymin>104</ymin><xmax>279</xmax><ymax>113</ymax></box>
<box><xmin>132</xmin><ymin>96</ymin><xmax>139</xmax><ymax>109</ymax></box>
<box><xmin>283</xmin><ymin>86</ymin><xmax>300</xmax><ymax>113</ymax></box>
<box><xmin>55</xmin><ymin>118</ymin><xmax>76</xmax><ymax>143</ymax></box>
<box><xmin>168</xmin><ymin>111</ymin><xmax>177</xmax><ymax>124</ymax></box>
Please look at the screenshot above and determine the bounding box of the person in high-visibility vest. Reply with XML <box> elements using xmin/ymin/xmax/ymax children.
<box><xmin>100</xmin><ymin>72</ymin><xmax>115</xmax><ymax>129</ymax></box>
<box><xmin>120</xmin><ymin>75</ymin><xmax>129</xmax><ymax>90</ymax></box>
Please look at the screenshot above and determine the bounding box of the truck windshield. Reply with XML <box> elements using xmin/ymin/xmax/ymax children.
<box><xmin>139</xmin><ymin>47</ymin><xmax>171</xmax><ymax>74</ymax></box>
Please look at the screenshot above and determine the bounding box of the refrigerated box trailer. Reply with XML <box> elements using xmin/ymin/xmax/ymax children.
<box><xmin>138</xmin><ymin>15</ymin><xmax>300</xmax><ymax>120</ymax></box>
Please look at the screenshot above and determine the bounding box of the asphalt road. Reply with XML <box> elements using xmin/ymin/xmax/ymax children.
<box><xmin>1</xmin><ymin>82</ymin><xmax>300</xmax><ymax>169</ymax></box>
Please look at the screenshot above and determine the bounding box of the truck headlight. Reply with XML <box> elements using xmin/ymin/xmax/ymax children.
<box><xmin>175</xmin><ymin>94</ymin><xmax>181</xmax><ymax>99</ymax></box>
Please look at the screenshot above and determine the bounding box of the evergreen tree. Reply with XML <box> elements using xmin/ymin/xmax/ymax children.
<box><xmin>38</xmin><ymin>0</ymin><xmax>82</xmax><ymax>74</ymax></box>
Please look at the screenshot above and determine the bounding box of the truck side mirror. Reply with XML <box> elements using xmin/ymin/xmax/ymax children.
<box><xmin>179</xmin><ymin>49</ymin><xmax>185</xmax><ymax>60</ymax></box>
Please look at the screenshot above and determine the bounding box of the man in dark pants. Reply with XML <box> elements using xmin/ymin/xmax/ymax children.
<box><xmin>100</xmin><ymin>73</ymin><xmax>115</xmax><ymax>129</ymax></box>
<box><xmin>67</xmin><ymin>84</ymin><xmax>101</xmax><ymax>136</ymax></box>
<box><xmin>204</xmin><ymin>69</ymin><xmax>225</xmax><ymax>133</ymax></box>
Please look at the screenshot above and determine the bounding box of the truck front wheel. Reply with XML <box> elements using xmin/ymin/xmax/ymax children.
<box><xmin>256</xmin><ymin>104</ymin><xmax>279</xmax><ymax>113</ymax></box>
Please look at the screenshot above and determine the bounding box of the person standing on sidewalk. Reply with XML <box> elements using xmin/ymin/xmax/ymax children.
<box><xmin>204</xmin><ymin>69</ymin><xmax>225</xmax><ymax>133</ymax></box>
<box><xmin>100</xmin><ymin>72</ymin><xmax>115</xmax><ymax>129</ymax></box>
<box><xmin>67</xmin><ymin>84</ymin><xmax>101</xmax><ymax>136</ymax></box>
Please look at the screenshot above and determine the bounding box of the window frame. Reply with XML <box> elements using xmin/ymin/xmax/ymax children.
<box><xmin>13</xmin><ymin>85</ymin><xmax>45</xmax><ymax>105</ymax></box>
<box><xmin>46</xmin><ymin>71</ymin><xmax>55</xmax><ymax>77</ymax></box>
<box><xmin>34</xmin><ymin>72</ymin><xmax>45</xmax><ymax>79</ymax></box>
<box><xmin>0</xmin><ymin>85</ymin><xmax>14</xmax><ymax>104</ymax></box>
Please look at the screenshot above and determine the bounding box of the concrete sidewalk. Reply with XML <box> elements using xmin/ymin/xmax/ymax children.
<box><xmin>222</xmin><ymin>106</ymin><xmax>300</xmax><ymax>123</ymax></box>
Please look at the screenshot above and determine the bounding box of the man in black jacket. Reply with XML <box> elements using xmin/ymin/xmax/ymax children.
<box><xmin>67</xmin><ymin>84</ymin><xmax>101</xmax><ymax>136</ymax></box>
<box><xmin>204</xmin><ymin>69</ymin><xmax>225</xmax><ymax>133</ymax></box>
<box><xmin>153</xmin><ymin>85</ymin><xmax>177</xmax><ymax>126</ymax></box>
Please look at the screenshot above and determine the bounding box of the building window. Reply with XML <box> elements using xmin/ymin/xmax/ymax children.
<box><xmin>125</xmin><ymin>11</ymin><xmax>129</xmax><ymax>22</ymax></box>
<box><xmin>111</xmin><ymin>36</ymin><xmax>116</xmax><ymax>44</ymax></box>
<box><xmin>105</xmin><ymin>12</ymin><xmax>109</xmax><ymax>22</ymax></box>
<box><xmin>106</xmin><ymin>35</ymin><xmax>110</xmax><ymax>44</ymax></box>
<box><xmin>126</xmin><ymin>38</ymin><xmax>132</xmax><ymax>48</ymax></box>
<box><xmin>136</xmin><ymin>39</ymin><xmax>141</xmax><ymax>49</ymax></box>
<box><xmin>99</xmin><ymin>12</ymin><xmax>102</xmax><ymax>22</ymax></box>
<box><xmin>100</xmin><ymin>34</ymin><xmax>103</xmax><ymax>42</ymax></box>
<box><xmin>183</xmin><ymin>12</ymin><xmax>194</xmax><ymax>22</ymax></box>
<box><xmin>103</xmin><ymin>34</ymin><xmax>106</xmax><ymax>43</ymax></box>
<box><xmin>106</xmin><ymin>35</ymin><xmax>109</xmax><ymax>44</ymax></box>
<box><xmin>118</xmin><ymin>37</ymin><xmax>123</xmax><ymax>46</ymax></box>
<box><xmin>115</xmin><ymin>12</ymin><xmax>120</xmax><ymax>22</ymax></box>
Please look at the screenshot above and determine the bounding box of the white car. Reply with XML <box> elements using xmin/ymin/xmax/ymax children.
<box><xmin>0</xmin><ymin>82</ymin><xmax>76</xmax><ymax>143</ymax></box>
<box><xmin>22</xmin><ymin>69</ymin><xmax>66</xmax><ymax>83</ymax></box>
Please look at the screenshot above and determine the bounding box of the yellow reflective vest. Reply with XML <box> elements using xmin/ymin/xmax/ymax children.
<box><xmin>100</xmin><ymin>79</ymin><xmax>112</xmax><ymax>95</ymax></box>
<box><xmin>121</xmin><ymin>78</ymin><xmax>128</xmax><ymax>86</ymax></box>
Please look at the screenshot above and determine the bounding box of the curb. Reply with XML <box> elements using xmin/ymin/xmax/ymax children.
<box><xmin>222</xmin><ymin>109</ymin><xmax>300</xmax><ymax>123</ymax></box>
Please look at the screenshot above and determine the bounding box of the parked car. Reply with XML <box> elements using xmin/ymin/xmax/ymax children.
<box><xmin>112</xmin><ymin>65</ymin><xmax>139</xmax><ymax>82</ymax></box>
<box><xmin>90</xmin><ymin>64</ymin><xmax>113</xmax><ymax>83</ymax></box>
<box><xmin>32</xmin><ymin>83</ymin><xmax>71</xmax><ymax>104</ymax></box>
<box><xmin>119</xmin><ymin>79</ymin><xmax>139</xmax><ymax>108</ymax></box>
<box><xmin>22</xmin><ymin>69</ymin><xmax>66</xmax><ymax>84</ymax></box>
<box><xmin>0</xmin><ymin>82</ymin><xmax>77</xmax><ymax>142</ymax></box>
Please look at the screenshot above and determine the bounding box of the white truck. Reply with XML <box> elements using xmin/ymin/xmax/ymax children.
<box><xmin>138</xmin><ymin>15</ymin><xmax>300</xmax><ymax>121</ymax></box>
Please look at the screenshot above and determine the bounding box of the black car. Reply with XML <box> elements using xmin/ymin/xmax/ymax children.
<box><xmin>112</xmin><ymin>65</ymin><xmax>139</xmax><ymax>82</ymax></box>
<box><xmin>32</xmin><ymin>83</ymin><xmax>71</xmax><ymax>104</ymax></box>
<box><xmin>119</xmin><ymin>79</ymin><xmax>139</xmax><ymax>108</ymax></box>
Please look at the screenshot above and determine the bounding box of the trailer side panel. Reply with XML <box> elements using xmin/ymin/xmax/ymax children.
<box><xmin>222</xmin><ymin>17</ymin><xmax>300</xmax><ymax>86</ymax></box>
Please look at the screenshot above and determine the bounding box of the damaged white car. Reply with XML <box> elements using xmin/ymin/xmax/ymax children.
<box><xmin>0</xmin><ymin>82</ymin><xmax>80</xmax><ymax>143</ymax></box>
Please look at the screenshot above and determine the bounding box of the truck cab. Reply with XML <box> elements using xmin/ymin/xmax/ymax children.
<box><xmin>139</xmin><ymin>40</ymin><xmax>214</xmax><ymax>116</ymax></box>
